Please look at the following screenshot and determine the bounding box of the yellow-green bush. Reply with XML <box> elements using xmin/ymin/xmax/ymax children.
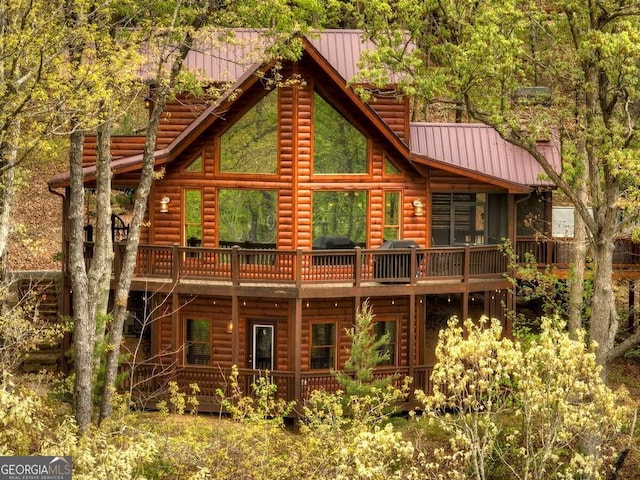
<box><xmin>417</xmin><ymin>316</ymin><xmax>635</xmax><ymax>480</ymax></box>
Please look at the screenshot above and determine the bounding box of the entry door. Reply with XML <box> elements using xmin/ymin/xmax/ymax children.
<box><xmin>252</xmin><ymin>324</ymin><xmax>274</xmax><ymax>370</ymax></box>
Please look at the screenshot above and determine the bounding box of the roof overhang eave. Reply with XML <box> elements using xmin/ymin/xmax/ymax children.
<box><xmin>409</xmin><ymin>153</ymin><xmax>533</xmax><ymax>194</ymax></box>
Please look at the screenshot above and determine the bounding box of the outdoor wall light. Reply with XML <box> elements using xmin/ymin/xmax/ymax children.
<box><xmin>412</xmin><ymin>199</ymin><xmax>425</xmax><ymax>217</ymax></box>
<box><xmin>226</xmin><ymin>320</ymin><xmax>234</xmax><ymax>334</ymax></box>
<box><xmin>159</xmin><ymin>196</ymin><xmax>171</xmax><ymax>213</ymax></box>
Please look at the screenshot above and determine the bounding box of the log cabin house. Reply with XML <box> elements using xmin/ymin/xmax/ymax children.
<box><xmin>49</xmin><ymin>29</ymin><xmax>639</xmax><ymax>411</ymax></box>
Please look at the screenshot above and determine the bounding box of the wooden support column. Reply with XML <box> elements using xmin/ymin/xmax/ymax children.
<box><xmin>293</xmin><ymin>297</ymin><xmax>302</xmax><ymax>405</ymax></box>
<box><xmin>172</xmin><ymin>292</ymin><xmax>180</xmax><ymax>364</ymax></box>
<box><xmin>408</xmin><ymin>293</ymin><xmax>416</xmax><ymax>380</ymax></box>
<box><xmin>232</xmin><ymin>294</ymin><xmax>239</xmax><ymax>365</ymax></box>
<box><xmin>462</xmin><ymin>291</ymin><xmax>469</xmax><ymax>322</ymax></box>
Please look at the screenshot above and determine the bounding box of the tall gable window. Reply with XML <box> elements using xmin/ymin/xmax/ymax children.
<box><xmin>220</xmin><ymin>90</ymin><xmax>277</xmax><ymax>174</ymax></box>
<box><xmin>313</xmin><ymin>92</ymin><xmax>367</xmax><ymax>174</ymax></box>
<box><xmin>218</xmin><ymin>189</ymin><xmax>277</xmax><ymax>246</ymax></box>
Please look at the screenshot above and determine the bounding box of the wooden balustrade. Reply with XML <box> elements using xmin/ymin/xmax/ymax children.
<box><xmin>120</xmin><ymin>363</ymin><xmax>429</xmax><ymax>408</ymax></box>
<box><xmin>516</xmin><ymin>237</ymin><xmax>640</xmax><ymax>267</ymax></box>
<box><xmin>108</xmin><ymin>243</ymin><xmax>511</xmax><ymax>286</ymax></box>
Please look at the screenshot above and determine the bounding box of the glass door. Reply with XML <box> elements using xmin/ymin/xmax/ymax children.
<box><xmin>252</xmin><ymin>324</ymin><xmax>274</xmax><ymax>371</ymax></box>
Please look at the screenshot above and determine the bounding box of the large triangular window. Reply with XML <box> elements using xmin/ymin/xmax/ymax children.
<box><xmin>313</xmin><ymin>93</ymin><xmax>368</xmax><ymax>174</ymax></box>
<box><xmin>220</xmin><ymin>90</ymin><xmax>277</xmax><ymax>174</ymax></box>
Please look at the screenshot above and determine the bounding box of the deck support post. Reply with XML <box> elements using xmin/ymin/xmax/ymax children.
<box><xmin>172</xmin><ymin>291</ymin><xmax>180</xmax><ymax>364</ymax></box>
<box><xmin>293</xmin><ymin>297</ymin><xmax>302</xmax><ymax>404</ymax></box>
<box><xmin>462</xmin><ymin>291</ymin><xmax>469</xmax><ymax>322</ymax></box>
<box><xmin>408</xmin><ymin>293</ymin><xmax>415</xmax><ymax>392</ymax></box>
<box><xmin>232</xmin><ymin>294</ymin><xmax>239</xmax><ymax>365</ymax></box>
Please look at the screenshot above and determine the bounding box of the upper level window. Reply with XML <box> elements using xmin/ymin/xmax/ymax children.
<box><xmin>185</xmin><ymin>189</ymin><xmax>203</xmax><ymax>247</ymax></box>
<box><xmin>218</xmin><ymin>189</ymin><xmax>277</xmax><ymax>246</ymax></box>
<box><xmin>384</xmin><ymin>191</ymin><xmax>401</xmax><ymax>241</ymax></box>
<box><xmin>184</xmin><ymin>154</ymin><xmax>203</xmax><ymax>173</ymax></box>
<box><xmin>220</xmin><ymin>90</ymin><xmax>277</xmax><ymax>174</ymax></box>
<box><xmin>313</xmin><ymin>92</ymin><xmax>367</xmax><ymax>175</ymax></box>
<box><xmin>384</xmin><ymin>156</ymin><xmax>401</xmax><ymax>176</ymax></box>
<box><xmin>312</xmin><ymin>191</ymin><xmax>367</xmax><ymax>245</ymax></box>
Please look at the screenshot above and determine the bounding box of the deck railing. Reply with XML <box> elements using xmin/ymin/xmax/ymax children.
<box><xmin>110</xmin><ymin>243</ymin><xmax>508</xmax><ymax>286</ymax></box>
<box><xmin>516</xmin><ymin>237</ymin><xmax>640</xmax><ymax>267</ymax></box>
<box><xmin>120</xmin><ymin>363</ymin><xmax>431</xmax><ymax>407</ymax></box>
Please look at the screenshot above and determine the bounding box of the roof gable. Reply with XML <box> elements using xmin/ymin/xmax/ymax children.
<box><xmin>49</xmin><ymin>30</ymin><xmax>560</xmax><ymax>191</ymax></box>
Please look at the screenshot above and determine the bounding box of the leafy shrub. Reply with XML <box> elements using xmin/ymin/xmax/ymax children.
<box><xmin>416</xmin><ymin>316</ymin><xmax>634</xmax><ymax>480</ymax></box>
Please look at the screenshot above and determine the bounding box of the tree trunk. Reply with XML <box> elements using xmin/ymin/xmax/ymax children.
<box><xmin>99</xmin><ymin>105</ymin><xmax>161</xmax><ymax>421</ymax></box>
<box><xmin>89</xmin><ymin>117</ymin><xmax>114</xmax><ymax>377</ymax></box>
<box><xmin>567</xmin><ymin>184</ymin><xmax>588</xmax><ymax>336</ymax></box>
<box><xmin>68</xmin><ymin>126</ymin><xmax>94</xmax><ymax>434</ymax></box>
<box><xmin>0</xmin><ymin>118</ymin><xmax>18</xmax><ymax>279</ymax></box>
<box><xmin>590</xmin><ymin>235</ymin><xmax>617</xmax><ymax>380</ymax></box>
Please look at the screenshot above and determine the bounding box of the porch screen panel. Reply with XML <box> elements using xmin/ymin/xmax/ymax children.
<box><xmin>311</xmin><ymin>323</ymin><xmax>336</xmax><ymax>369</ymax></box>
<box><xmin>431</xmin><ymin>194</ymin><xmax>452</xmax><ymax>245</ymax></box>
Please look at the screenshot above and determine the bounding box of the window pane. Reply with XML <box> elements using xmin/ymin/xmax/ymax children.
<box><xmin>218</xmin><ymin>189</ymin><xmax>277</xmax><ymax>244</ymax></box>
<box><xmin>384</xmin><ymin>157</ymin><xmax>400</xmax><ymax>175</ymax></box>
<box><xmin>220</xmin><ymin>90</ymin><xmax>277</xmax><ymax>174</ymax></box>
<box><xmin>185</xmin><ymin>155</ymin><xmax>203</xmax><ymax>173</ymax></box>
<box><xmin>311</xmin><ymin>323</ymin><xmax>335</xmax><ymax>370</ymax></box>
<box><xmin>374</xmin><ymin>321</ymin><xmax>396</xmax><ymax>366</ymax></box>
<box><xmin>384</xmin><ymin>191</ymin><xmax>400</xmax><ymax>241</ymax></box>
<box><xmin>186</xmin><ymin>319</ymin><xmax>210</xmax><ymax>365</ymax></box>
<box><xmin>185</xmin><ymin>189</ymin><xmax>202</xmax><ymax>244</ymax></box>
<box><xmin>314</xmin><ymin>93</ymin><xmax>367</xmax><ymax>174</ymax></box>
<box><xmin>312</xmin><ymin>191</ymin><xmax>367</xmax><ymax>244</ymax></box>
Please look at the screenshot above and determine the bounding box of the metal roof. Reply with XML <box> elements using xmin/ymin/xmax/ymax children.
<box><xmin>410</xmin><ymin>123</ymin><xmax>560</xmax><ymax>187</ymax></box>
<box><xmin>184</xmin><ymin>29</ymin><xmax>402</xmax><ymax>84</ymax></box>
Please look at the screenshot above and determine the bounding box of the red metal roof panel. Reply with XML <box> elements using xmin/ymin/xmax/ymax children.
<box><xmin>410</xmin><ymin>123</ymin><xmax>560</xmax><ymax>187</ymax></box>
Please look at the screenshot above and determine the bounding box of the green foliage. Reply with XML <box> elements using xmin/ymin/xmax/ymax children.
<box><xmin>0</xmin><ymin>284</ymin><xmax>66</xmax><ymax>374</ymax></box>
<box><xmin>417</xmin><ymin>316</ymin><xmax>634</xmax><ymax>480</ymax></box>
<box><xmin>0</xmin><ymin>373</ymin><xmax>158</xmax><ymax>479</ymax></box>
<box><xmin>335</xmin><ymin>301</ymin><xmax>397</xmax><ymax>398</ymax></box>
<box><xmin>216</xmin><ymin>365</ymin><xmax>294</xmax><ymax>424</ymax></box>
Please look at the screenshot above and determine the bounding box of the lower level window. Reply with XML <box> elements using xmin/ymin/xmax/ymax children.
<box><xmin>310</xmin><ymin>323</ymin><xmax>335</xmax><ymax>369</ymax></box>
<box><xmin>185</xmin><ymin>319</ymin><xmax>211</xmax><ymax>365</ymax></box>
<box><xmin>374</xmin><ymin>320</ymin><xmax>397</xmax><ymax>366</ymax></box>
